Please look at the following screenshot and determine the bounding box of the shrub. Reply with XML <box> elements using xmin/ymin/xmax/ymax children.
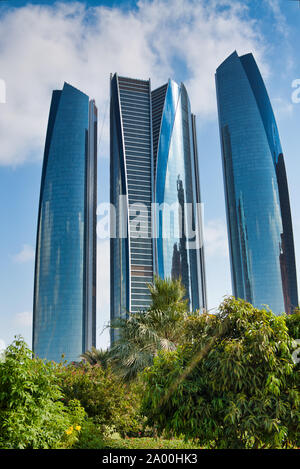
<box><xmin>98</xmin><ymin>436</ymin><xmax>202</xmax><ymax>449</ymax></box>
<box><xmin>286</xmin><ymin>309</ymin><xmax>300</xmax><ymax>339</ymax></box>
<box><xmin>142</xmin><ymin>298</ymin><xmax>300</xmax><ymax>449</ymax></box>
<box><xmin>0</xmin><ymin>337</ymin><xmax>85</xmax><ymax>449</ymax></box>
<box><xmin>74</xmin><ymin>418</ymin><xmax>106</xmax><ymax>449</ymax></box>
<box><xmin>56</xmin><ymin>362</ymin><xmax>145</xmax><ymax>437</ymax></box>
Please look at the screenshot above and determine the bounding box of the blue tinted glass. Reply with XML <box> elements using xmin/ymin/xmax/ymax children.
<box><xmin>154</xmin><ymin>80</ymin><xmax>206</xmax><ymax>310</ymax></box>
<box><xmin>33</xmin><ymin>83</ymin><xmax>96</xmax><ymax>362</ymax></box>
<box><xmin>216</xmin><ymin>52</ymin><xmax>298</xmax><ymax>314</ymax></box>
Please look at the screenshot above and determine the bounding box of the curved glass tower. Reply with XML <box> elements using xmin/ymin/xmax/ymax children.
<box><xmin>33</xmin><ymin>82</ymin><xmax>97</xmax><ymax>362</ymax></box>
<box><xmin>110</xmin><ymin>74</ymin><xmax>207</xmax><ymax>340</ymax></box>
<box><xmin>153</xmin><ymin>79</ymin><xmax>206</xmax><ymax>310</ymax></box>
<box><xmin>216</xmin><ymin>51</ymin><xmax>298</xmax><ymax>314</ymax></box>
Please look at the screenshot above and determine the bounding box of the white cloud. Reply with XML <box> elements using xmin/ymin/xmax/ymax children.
<box><xmin>265</xmin><ymin>0</ymin><xmax>288</xmax><ymax>39</ymax></box>
<box><xmin>13</xmin><ymin>244</ymin><xmax>35</xmax><ymax>263</ymax></box>
<box><xmin>272</xmin><ymin>96</ymin><xmax>294</xmax><ymax>120</ymax></box>
<box><xmin>14</xmin><ymin>311</ymin><xmax>33</xmax><ymax>328</ymax></box>
<box><xmin>139</xmin><ymin>0</ymin><xmax>266</xmax><ymax>114</ymax></box>
<box><xmin>264</xmin><ymin>0</ymin><xmax>295</xmax><ymax>76</ymax></box>
<box><xmin>0</xmin><ymin>0</ymin><xmax>266</xmax><ymax>166</ymax></box>
<box><xmin>204</xmin><ymin>218</ymin><xmax>229</xmax><ymax>259</ymax></box>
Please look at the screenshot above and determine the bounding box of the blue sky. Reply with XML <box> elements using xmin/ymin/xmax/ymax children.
<box><xmin>0</xmin><ymin>0</ymin><xmax>300</xmax><ymax>351</ymax></box>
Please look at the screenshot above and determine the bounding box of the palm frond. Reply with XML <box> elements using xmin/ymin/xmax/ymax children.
<box><xmin>108</xmin><ymin>276</ymin><xmax>189</xmax><ymax>381</ymax></box>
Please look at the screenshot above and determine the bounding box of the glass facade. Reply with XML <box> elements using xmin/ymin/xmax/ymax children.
<box><xmin>153</xmin><ymin>80</ymin><xmax>207</xmax><ymax>310</ymax></box>
<box><xmin>110</xmin><ymin>74</ymin><xmax>207</xmax><ymax>340</ymax></box>
<box><xmin>216</xmin><ymin>51</ymin><xmax>298</xmax><ymax>314</ymax></box>
<box><xmin>110</xmin><ymin>74</ymin><xmax>153</xmax><ymax>345</ymax></box>
<box><xmin>33</xmin><ymin>82</ymin><xmax>97</xmax><ymax>362</ymax></box>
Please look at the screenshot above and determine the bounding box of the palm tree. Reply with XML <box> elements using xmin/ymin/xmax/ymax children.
<box><xmin>109</xmin><ymin>276</ymin><xmax>189</xmax><ymax>381</ymax></box>
<box><xmin>146</xmin><ymin>276</ymin><xmax>188</xmax><ymax>342</ymax></box>
<box><xmin>80</xmin><ymin>346</ymin><xmax>110</xmax><ymax>368</ymax></box>
<box><xmin>148</xmin><ymin>275</ymin><xmax>187</xmax><ymax>313</ymax></box>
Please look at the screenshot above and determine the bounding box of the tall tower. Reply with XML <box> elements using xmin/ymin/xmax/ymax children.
<box><xmin>110</xmin><ymin>75</ymin><xmax>153</xmax><ymax>344</ymax></box>
<box><xmin>33</xmin><ymin>82</ymin><xmax>97</xmax><ymax>362</ymax></box>
<box><xmin>110</xmin><ymin>74</ymin><xmax>207</xmax><ymax>340</ymax></box>
<box><xmin>152</xmin><ymin>79</ymin><xmax>207</xmax><ymax>311</ymax></box>
<box><xmin>216</xmin><ymin>51</ymin><xmax>298</xmax><ymax>314</ymax></box>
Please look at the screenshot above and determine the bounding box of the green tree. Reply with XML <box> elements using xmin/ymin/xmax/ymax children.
<box><xmin>148</xmin><ymin>275</ymin><xmax>188</xmax><ymax>315</ymax></box>
<box><xmin>285</xmin><ymin>309</ymin><xmax>300</xmax><ymax>396</ymax></box>
<box><xmin>285</xmin><ymin>309</ymin><xmax>300</xmax><ymax>339</ymax></box>
<box><xmin>0</xmin><ymin>337</ymin><xmax>85</xmax><ymax>449</ymax></box>
<box><xmin>56</xmin><ymin>361</ymin><xmax>145</xmax><ymax>437</ymax></box>
<box><xmin>108</xmin><ymin>276</ymin><xmax>189</xmax><ymax>381</ymax></box>
<box><xmin>142</xmin><ymin>297</ymin><xmax>300</xmax><ymax>449</ymax></box>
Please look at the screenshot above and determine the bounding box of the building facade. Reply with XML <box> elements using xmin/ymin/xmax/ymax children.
<box><xmin>110</xmin><ymin>74</ymin><xmax>207</xmax><ymax>339</ymax></box>
<box><xmin>33</xmin><ymin>82</ymin><xmax>97</xmax><ymax>362</ymax></box>
<box><xmin>216</xmin><ymin>51</ymin><xmax>298</xmax><ymax>314</ymax></box>
<box><xmin>153</xmin><ymin>79</ymin><xmax>207</xmax><ymax>311</ymax></box>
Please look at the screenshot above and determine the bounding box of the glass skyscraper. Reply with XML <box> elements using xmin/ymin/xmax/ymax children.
<box><xmin>216</xmin><ymin>51</ymin><xmax>298</xmax><ymax>314</ymax></box>
<box><xmin>110</xmin><ymin>75</ymin><xmax>153</xmax><ymax>331</ymax></box>
<box><xmin>33</xmin><ymin>82</ymin><xmax>97</xmax><ymax>362</ymax></box>
<box><xmin>110</xmin><ymin>74</ymin><xmax>207</xmax><ymax>339</ymax></box>
<box><xmin>153</xmin><ymin>80</ymin><xmax>207</xmax><ymax>312</ymax></box>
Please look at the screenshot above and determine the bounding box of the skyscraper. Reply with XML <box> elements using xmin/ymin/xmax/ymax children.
<box><xmin>33</xmin><ymin>82</ymin><xmax>97</xmax><ymax>362</ymax></box>
<box><xmin>152</xmin><ymin>79</ymin><xmax>207</xmax><ymax>312</ymax></box>
<box><xmin>110</xmin><ymin>74</ymin><xmax>206</xmax><ymax>340</ymax></box>
<box><xmin>216</xmin><ymin>51</ymin><xmax>298</xmax><ymax>314</ymax></box>
<box><xmin>110</xmin><ymin>75</ymin><xmax>153</xmax><ymax>334</ymax></box>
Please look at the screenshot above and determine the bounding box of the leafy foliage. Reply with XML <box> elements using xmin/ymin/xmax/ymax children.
<box><xmin>108</xmin><ymin>276</ymin><xmax>189</xmax><ymax>381</ymax></box>
<box><xmin>147</xmin><ymin>275</ymin><xmax>188</xmax><ymax>315</ymax></box>
<box><xmin>286</xmin><ymin>309</ymin><xmax>300</xmax><ymax>339</ymax></box>
<box><xmin>74</xmin><ymin>418</ymin><xmax>107</xmax><ymax>449</ymax></box>
<box><xmin>142</xmin><ymin>297</ymin><xmax>300</xmax><ymax>449</ymax></box>
<box><xmin>97</xmin><ymin>436</ymin><xmax>202</xmax><ymax>450</ymax></box>
<box><xmin>80</xmin><ymin>346</ymin><xmax>110</xmax><ymax>368</ymax></box>
<box><xmin>0</xmin><ymin>337</ymin><xmax>85</xmax><ymax>449</ymax></box>
<box><xmin>56</xmin><ymin>361</ymin><xmax>145</xmax><ymax>437</ymax></box>
<box><xmin>74</xmin><ymin>419</ymin><xmax>201</xmax><ymax>449</ymax></box>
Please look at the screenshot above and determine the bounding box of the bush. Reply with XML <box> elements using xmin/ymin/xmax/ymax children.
<box><xmin>75</xmin><ymin>422</ymin><xmax>202</xmax><ymax>449</ymax></box>
<box><xmin>74</xmin><ymin>418</ymin><xmax>106</xmax><ymax>449</ymax></box>
<box><xmin>142</xmin><ymin>298</ymin><xmax>300</xmax><ymax>449</ymax></box>
<box><xmin>0</xmin><ymin>337</ymin><xmax>85</xmax><ymax>449</ymax></box>
<box><xmin>286</xmin><ymin>309</ymin><xmax>300</xmax><ymax>339</ymax></box>
<box><xmin>98</xmin><ymin>436</ymin><xmax>202</xmax><ymax>449</ymax></box>
<box><xmin>56</xmin><ymin>362</ymin><xmax>146</xmax><ymax>437</ymax></box>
